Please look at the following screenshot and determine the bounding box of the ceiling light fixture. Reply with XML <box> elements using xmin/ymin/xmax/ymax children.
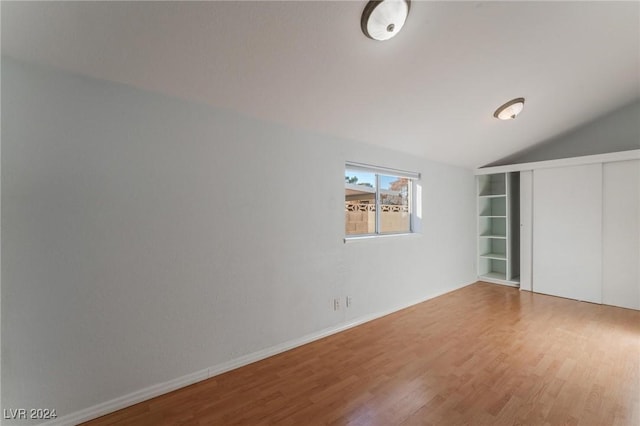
<box><xmin>494</xmin><ymin>98</ymin><xmax>525</xmax><ymax>120</ymax></box>
<box><xmin>361</xmin><ymin>0</ymin><xmax>411</xmax><ymax>41</ymax></box>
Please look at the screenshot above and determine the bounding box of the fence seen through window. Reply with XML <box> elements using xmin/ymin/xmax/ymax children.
<box><xmin>345</xmin><ymin>164</ymin><xmax>416</xmax><ymax>236</ymax></box>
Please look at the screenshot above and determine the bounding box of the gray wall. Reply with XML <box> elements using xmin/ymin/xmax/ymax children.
<box><xmin>1</xmin><ymin>57</ymin><xmax>477</xmax><ymax>422</ymax></box>
<box><xmin>485</xmin><ymin>100</ymin><xmax>640</xmax><ymax>166</ymax></box>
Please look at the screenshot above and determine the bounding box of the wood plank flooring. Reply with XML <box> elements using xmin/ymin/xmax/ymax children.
<box><xmin>83</xmin><ymin>282</ymin><xmax>640</xmax><ymax>425</ymax></box>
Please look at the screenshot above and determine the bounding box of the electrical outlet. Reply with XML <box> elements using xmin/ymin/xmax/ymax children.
<box><xmin>346</xmin><ymin>296</ymin><xmax>352</xmax><ymax>308</ymax></box>
<box><xmin>333</xmin><ymin>298</ymin><xmax>340</xmax><ymax>311</ymax></box>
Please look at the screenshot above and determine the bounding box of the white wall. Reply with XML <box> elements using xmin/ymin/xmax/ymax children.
<box><xmin>1</xmin><ymin>57</ymin><xmax>476</xmax><ymax>423</ymax></box>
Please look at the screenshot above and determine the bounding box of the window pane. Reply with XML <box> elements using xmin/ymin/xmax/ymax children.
<box><xmin>379</xmin><ymin>175</ymin><xmax>410</xmax><ymax>234</ymax></box>
<box><xmin>345</xmin><ymin>169</ymin><xmax>376</xmax><ymax>235</ymax></box>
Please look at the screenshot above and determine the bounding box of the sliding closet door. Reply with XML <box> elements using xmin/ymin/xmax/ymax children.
<box><xmin>519</xmin><ymin>171</ymin><xmax>533</xmax><ymax>291</ymax></box>
<box><xmin>533</xmin><ymin>164</ymin><xmax>602</xmax><ymax>303</ymax></box>
<box><xmin>603</xmin><ymin>160</ymin><xmax>640</xmax><ymax>310</ymax></box>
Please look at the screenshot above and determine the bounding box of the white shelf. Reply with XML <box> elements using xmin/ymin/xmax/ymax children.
<box><xmin>480</xmin><ymin>252</ymin><xmax>507</xmax><ymax>260</ymax></box>
<box><xmin>477</xmin><ymin>172</ymin><xmax>520</xmax><ymax>287</ymax></box>
<box><xmin>479</xmin><ymin>272</ymin><xmax>507</xmax><ymax>281</ymax></box>
<box><xmin>479</xmin><ymin>194</ymin><xmax>506</xmax><ymax>198</ymax></box>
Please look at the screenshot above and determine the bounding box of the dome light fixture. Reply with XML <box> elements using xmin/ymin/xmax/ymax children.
<box><xmin>494</xmin><ymin>98</ymin><xmax>525</xmax><ymax>120</ymax></box>
<box><xmin>361</xmin><ymin>0</ymin><xmax>411</xmax><ymax>41</ymax></box>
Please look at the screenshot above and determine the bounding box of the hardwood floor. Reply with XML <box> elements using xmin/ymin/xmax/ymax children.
<box><xmin>83</xmin><ymin>282</ymin><xmax>640</xmax><ymax>425</ymax></box>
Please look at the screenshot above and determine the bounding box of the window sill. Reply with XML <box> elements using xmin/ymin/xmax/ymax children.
<box><xmin>344</xmin><ymin>233</ymin><xmax>420</xmax><ymax>243</ymax></box>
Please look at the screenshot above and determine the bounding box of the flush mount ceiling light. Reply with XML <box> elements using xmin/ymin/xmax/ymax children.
<box><xmin>494</xmin><ymin>98</ymin><xmax>525</xmax><ymax>120</ymax></box>
<box><xmin>361</xmin><ymin>0</ymin><xmax>411</xmax><ymax>41</ymax></box>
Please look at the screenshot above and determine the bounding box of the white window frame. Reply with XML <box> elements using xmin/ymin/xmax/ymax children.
<box><xmin>345</xmin><ymin>162</ymin><xmax>420</xmax><ymax>239</ymax></box>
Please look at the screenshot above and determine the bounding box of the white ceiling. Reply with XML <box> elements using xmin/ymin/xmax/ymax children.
<box><xmin>2</xmin><ymin>1</ymin><xmax>639</xmax><ymax>169</ymax></box>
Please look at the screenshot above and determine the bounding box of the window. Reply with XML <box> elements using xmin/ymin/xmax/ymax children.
<box><xmin>345</xmin><ymin>163</ymin><xmax>419</xmax><ymax>237</ymax></box>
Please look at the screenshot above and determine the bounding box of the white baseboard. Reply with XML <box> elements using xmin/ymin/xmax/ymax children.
<box><xmin>40</xmin><ymin>281</ymin><xmax>474</xmax><ymax>426</ymax></box>
<box><xmin>37</xmin><ymin>369</ymin><xmax>209</xmax><ymax>426</ymax></box>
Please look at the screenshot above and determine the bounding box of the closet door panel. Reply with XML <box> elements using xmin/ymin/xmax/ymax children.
<box><xmin>519</xmin><ymin>171</ymin><xmax>533</xmax><ymax>291</ymax></box>
<box><xmin>533</xmin><ymin>164</ymin><xmax>602</xmax><ymax>303</ymax></box>
<box><xmin>603</xmin><ymin>160</ymin><xmax>640</xmax><ymax>310</ymax></box>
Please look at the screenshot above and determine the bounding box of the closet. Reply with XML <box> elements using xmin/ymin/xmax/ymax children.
<box><xmin>532</xmin><ymin>164</ymin><xmax>603</xmax><ymax>304</ymax></box>
<box><xmin>477</xmin><ymin>151</ymin><xmax>640</xmax><ymax>310</ymax></box>
<box><xmin>602</xmin><ymin>160</ymin><xmax>639</xmax><ymax>310</ymax></box>
<box><xmin>476</xmin><ymin>173</ymin><xmax>519</xmax><ymax>285</ymax></box>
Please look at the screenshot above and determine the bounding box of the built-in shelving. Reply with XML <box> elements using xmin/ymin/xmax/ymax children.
<box><xmin>480</xmin><ymin>252</ymin><xmax>507</xmax><ymax>260</ymax></box>
<box><xmin>477</xmin><ymin>173</ymin><xmax>520</xmax><ymax>287</ymax></box>
<box><xmin>479</xmin><ymin>271</ymin><xmax>509</xmax><ymax>281</ymax></box>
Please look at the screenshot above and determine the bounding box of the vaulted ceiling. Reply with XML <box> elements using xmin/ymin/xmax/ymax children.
<box><xmin>2</xmin><ymin>1</ymin><xmax>639</xmax><ymax>168</ymax></box>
